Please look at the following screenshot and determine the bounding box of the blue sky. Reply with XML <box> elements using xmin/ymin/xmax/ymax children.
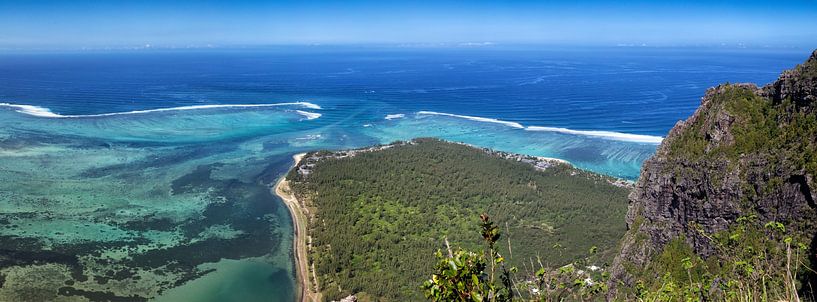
<box><xmin>0</xmin><ymin>0</ymin><xmax>815</xmax><ymax>49</ymax></box>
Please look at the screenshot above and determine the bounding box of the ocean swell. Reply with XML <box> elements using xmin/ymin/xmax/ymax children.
<box><xmin>0</xmin><ymin>102</ymin><xmax>322</xmax><ymax>118</ymax></box>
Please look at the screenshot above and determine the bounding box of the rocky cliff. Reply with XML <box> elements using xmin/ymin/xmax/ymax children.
<box><xmin>610</xmin><ymin>50</ymin><xmax>817</xmax><ymax>299</ymax></box>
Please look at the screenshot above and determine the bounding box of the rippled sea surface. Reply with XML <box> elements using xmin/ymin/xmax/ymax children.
<box><xmin>0</xmin><ymin>46</ymin><xmax>807</xmax><ymax>301</ymax></box>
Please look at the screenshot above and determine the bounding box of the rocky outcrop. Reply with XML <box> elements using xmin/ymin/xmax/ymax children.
<box><xmin>609</xmin><ymin>50</ymin><xmax>817</xmax><ymax>298</ymax></box>
<box><xmin>763</xmin><ymin>50</ymin><xmax>817</xmax><ymax>109</ymax></box>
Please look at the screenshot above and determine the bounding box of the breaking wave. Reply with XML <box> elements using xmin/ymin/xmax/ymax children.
<box><xmin>525</xmin><ymin>126</ymin><xmax>663</xmax><ymax>144</ymax></box>
<box><xmin>413</xmin><ymin>110</ymin><xmax>662</xmax><ymax>144</ymax></box>
<box><xmin>0</xmin><ymin>102</ymin><xmax>322</xmax><ymax>118</ymax></box>
<box><xmin>294</xmin><ymin>110</ymin><xmax>322</xmax><ymax>120</ymax></box>
<box><xmin>416</xmin><ymin>111</ymin><xmax>524</xmax><ymax>129</ymax></box>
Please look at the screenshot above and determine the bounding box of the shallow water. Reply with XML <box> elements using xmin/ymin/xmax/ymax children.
<box><xmin>0</xmin><ymin>47</ymin><xmax>808</xmax><ymax>301</ymax></box>
<box><xmin>153</xmin><ymin>251</ymin><xmax>294</xmax><ymax>302</ymax></box>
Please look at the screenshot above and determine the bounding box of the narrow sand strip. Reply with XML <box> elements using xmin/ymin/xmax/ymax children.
<box><xmin>274</xmin><ymin>153</ymin><xmax>321</xmax><ymax>302</ymax></box>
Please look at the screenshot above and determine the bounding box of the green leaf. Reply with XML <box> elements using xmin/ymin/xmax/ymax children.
<box><xmin>681</xmin><ymin>257</ymin><xmax>693</xmax><ymax>270</ymax></box>
<box><xmin>448</xmin><ymin>260</ymin><xmax>458</xmax><ymax>271</ymax></box>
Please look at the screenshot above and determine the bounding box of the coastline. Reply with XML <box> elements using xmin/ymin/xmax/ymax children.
<box><xmin>274</xmin><ymin>153</ymin><xmax>321</xmax><ymax>302</ymax></box>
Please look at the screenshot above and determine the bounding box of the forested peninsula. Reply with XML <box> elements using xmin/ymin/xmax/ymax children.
<box><xmin>281</xmin><ymin>138</ymin><xmax>631</xmax><ymax>301</ymax></box>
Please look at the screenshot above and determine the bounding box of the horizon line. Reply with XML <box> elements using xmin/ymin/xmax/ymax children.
<box><xmin>0</xmin><ymin>42</ymin><xmax>814</xmax><ymax>53</ymax></box>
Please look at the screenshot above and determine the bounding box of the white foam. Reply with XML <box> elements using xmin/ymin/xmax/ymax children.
<box><xmin>294</xmin><ymin>110</ymin><xmax>322</xmax><ymax>120</ymax></box>
<box><xmin>296</xmin><ymin>102</ymin><xmax>322</xmax><ymax>110</ymax></box>
<box><xmin>413</xmin><ymin>110</ymin><xmax>661</xmax><ymax>143</ymax></box>
<box><xmin>525</xmin><ymin>126</ymin><xmax>663</xmax><ymax>144</ymax></box>
<box><xmin>417</xmin><ymin>111</ymin><xmax>524</xmax><ymax>129</ymax></box>
<box><xmin>0</xmin><ymin>103</ymin><xmax>63</xmax><ymax>118</ymax></box>
<box><xmin>384</xmin><ymin>114</ymin><xmax>405</xmax><ymax>120</ymax></box>
<box><xmin>0</xmin><ymin>102</ymin><xmax>321</xmax><ymax>118</ymax></box>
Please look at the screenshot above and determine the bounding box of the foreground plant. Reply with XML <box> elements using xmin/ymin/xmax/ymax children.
<box><xmin>423</xmin><ymin>214</ymin><xmax>605</xmax><ymax>302</ymax></box>
<box><xmin>632</xmin><ymin>215</ymin><xmax>814</xmax><ymax>302</ymax></box>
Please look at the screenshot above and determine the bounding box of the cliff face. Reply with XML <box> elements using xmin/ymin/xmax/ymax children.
<box><xmin>610</xmin><ymin>50</ymin><xmax>817</xmax><ymax>297</ymax></box>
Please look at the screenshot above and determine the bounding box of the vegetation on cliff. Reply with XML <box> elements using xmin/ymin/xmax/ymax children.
<box><xmin>424</xmin><ymin>213</ymin><xmax>811</xmax><ymax>302</ymax></box>
<box><xmin>610</xmin><ymin>51</ymin><xmax>817</xmax><ymax>301</ymax></box>
<box><xmin>286</xmin><ymin>138</ymin><xmax>629</xmax><ymax>301</ymax></box>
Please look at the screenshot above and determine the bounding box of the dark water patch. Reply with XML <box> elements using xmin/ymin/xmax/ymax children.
<box><xmin>80</xmin><ymin>144</ymin><xmax>235</xmax><ymax>178</ymax></box>
<box><xmin>58</xmin><ymin>286</ymin><xmax>147</xmax><ymax>302</ymax></box>
<box><xmin>94</xmin><ymin>275</ymin><xmax>109</xmax><ymax>285</ymax></box>
<box><xmin>0</xmin><ymin>235</ymin><xmax>85</xmax><ymax>281</ymax></box>
<box><xmin>117</xmin><ymin>215</ymin><xmax>177</xmax><ymax>232</ymax></box>
<box><xmin>0</xmin><ymin>130</ymin><xmax>79</xmax><ymax>147</ymax></box>
<box><xmin>171</xmin><ymin>162</ymin><xmax>281</xmax><ymax>235</ymax></box>
<box><xmin>129</xmin><ymin>235</ymin><xmax>279</xmax><ymax>270</ymax></box>
<box><xmin>189</xmin><ymin>182</ymin><xmax>280</xmax><ymax>238</ymax></box>
<box><xmin>1</xmin><ymin>212</ymin><xmax>39</xmax><ymax>220</ymax></box>
<box><xmin>108</xmin><ymin>268</ymin><xmax>136</xmax><ymax>281</ymax></box>
<box><xmin>256</xmin><ymin>155</ymin><xmax>297</xmax><ymax>185</ymax></box>
<box><xmin>562</xmin><ymin>145</ymin><xmax>605</xmax><ymax>163</ymax></box>
<box><xmin>52</xmin><ymin>239</ymin><xmax>152</xmax><ymax>281</ymax></box>
<box><xmin>0</xmin><ymin>129</ymin><xmax>144</xmax><ymax>152</ymax></box>
<box><xmin>54</xmin><ymin>237</ymin><xmax>150</xmax><ymax>258</ymax></box>
<box><xmin>172</xmin><ymin>179</ymin><xmax>282</xmax><ymax>254</ymax></box>
<box><xmin>0</xmin><ymin>236</ymin><xmax>72</xmax><ymax>265</ymax></box>
<box><xmin>116</xmin><ymin>164</ymin><xmax>284</xmax><ymax>287</ymax></box>
<box><xmin>111</xmin><ymin>134</ymin><xmax>273</xmax><ymax>148</ymax></box>
<box><xmin>172</xmin><ymin>268</ymin><xmax>216</xmax><ymax>289</ymax></box>
<box><xmin>0</xmin><ymin>136</ymin><xmax>43</xmax><ymax>150</ymax></box>
<box><xmin>170</xmin><ymin>164</ymin><xmax>226</xmax><ymax>195</ymax></box>
<box><xmin>262</xmin><ymin>140</ymin><xmax>290</xmax><ymax>152</ymax></box>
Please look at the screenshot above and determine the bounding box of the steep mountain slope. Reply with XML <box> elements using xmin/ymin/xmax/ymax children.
<box><xmin>610</xmin><ymin>50</ymin><xmax>817</xmax><ymax>299</ymax></box>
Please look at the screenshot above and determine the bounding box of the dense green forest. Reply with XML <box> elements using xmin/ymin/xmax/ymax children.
<box><xmin>287</xmin><ymin>138</ymin><xmax>629</xmax><ymax>301</ymax></box>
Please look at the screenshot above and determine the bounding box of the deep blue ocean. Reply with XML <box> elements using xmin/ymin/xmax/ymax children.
<box><xmin>0</xmin><ymin>46</ymin><xmax>810</xmax><ymax>301</ymax></box>
<box><xmin>1</xmin><ymin>47</ymin><xmax>804</xmax><ymax>134</ymax></box>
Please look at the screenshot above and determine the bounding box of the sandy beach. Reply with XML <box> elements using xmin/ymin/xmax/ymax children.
<box><xmin>274</xmin><ymin>153</ymin><xmax>322</xmax><ymax>302</ymax></box>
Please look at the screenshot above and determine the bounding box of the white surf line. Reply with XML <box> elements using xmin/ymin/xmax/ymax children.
<box><xmin>416</xmin><ymin>111</ymin><xmax>525</xmax><ymax>129</ymax></box>
<box><xmin>0</xmin><ymin>101</ymin><xmax>322</xmax><ymax>118</ymax></box>
<box><xmin>0</xmin><ymin>103</ymin><xmax>64</xmax><ymax>118</ymax></box>
<box><xmin>413</xmin><ymin>110</ymin><xmax>662</xmax><ymax>144</ymax></box>
<box><xmin>384</xmin><ymin>113</ymin><xmax>405</xmax><ymax>120</ymax></box>
<box><xmin>294</xmin><ymin>110</ymin><xmax>322</xmax><ymax>120</ymax></box>
<box><xmin>525</xmin><ymin>126</ymin><xmax>663</xmax><ymax>144</ymax></box>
